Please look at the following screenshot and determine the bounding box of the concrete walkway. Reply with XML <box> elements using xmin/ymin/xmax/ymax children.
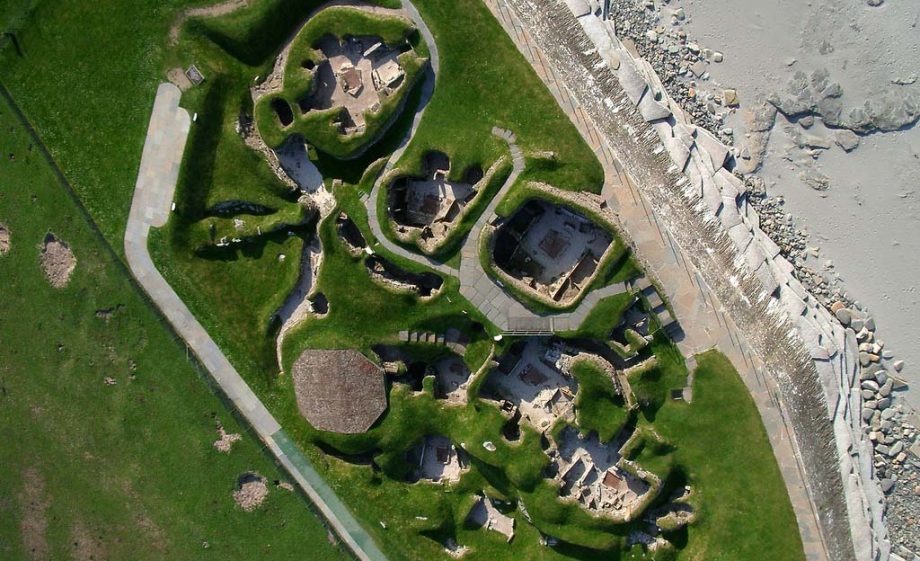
<box><xmin>125</xmin><ymin>83</ymin><xmax>387</xmax><ymax>561</ymax></box>
<box><xmin>481</xmin><ymin>1</ymin><xmax>829</xmax><ymax>559</ymax></box>
<box><xmin>367</xmin><ymin>121</ymin><xmax>632</xmax><ymax>332</ymax></box>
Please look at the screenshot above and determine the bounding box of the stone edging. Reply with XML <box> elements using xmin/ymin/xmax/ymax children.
<box><xmin>556</xmin><ymin>1</ymin><xmax>887</xmax><ymax>559</ymax></box>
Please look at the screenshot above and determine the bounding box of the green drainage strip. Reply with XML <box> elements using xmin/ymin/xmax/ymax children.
<box><xmin>272</xmin><ymin>430</ymin><xmax>388</xmax><ymax>561</ymax></box>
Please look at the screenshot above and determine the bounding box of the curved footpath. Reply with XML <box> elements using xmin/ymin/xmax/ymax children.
<box><xmin>126</xmin><ymin>83</ymin><xmax>387</xmax><ymax>561</ymax></box>
<box><xmin>367</xmin><ymin>127</ymin><xmax>632</xmax><ymax>332</ymax></box>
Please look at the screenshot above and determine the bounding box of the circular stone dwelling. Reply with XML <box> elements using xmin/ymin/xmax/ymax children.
<box><xmin>291</xmin><ymin>349</ymin><xmax>387</xmax><ymax>433</ymax></box>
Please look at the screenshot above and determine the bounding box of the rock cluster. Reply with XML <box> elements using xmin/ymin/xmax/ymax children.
<box><xmin>832</xmin><ymin>300</ymin><xmax>919</xmax><ymax>558</ymax></box>
<box><xmin>769</xmin><ymin>68</ymin><xmax>920</xmax><ymax>133</ymax></box>
<box><xmin>602</xmin><ymin>1</ymin><xmax>917</xmax><ymax>557</ymax></box>
<box><xmin>743</xmin><ymin>176</ymin><xmax>846</xmax><ymax>307</ymax></box>
<box><xmin>608</xmin><ymin>0</ymin><xmax>733</xmax><ymax>144</ymax></box>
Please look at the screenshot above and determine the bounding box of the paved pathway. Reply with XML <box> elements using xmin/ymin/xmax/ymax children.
<box><xmin>367</xmin><ymin>120</ymin><xmax>632</xmax><ymax>332</ymax></box>
<box><xmin>481</xmin><ymin>1</ymin><xmax>829</xmax><ymax>559</ymax></box>
<box><xmin>125</xmin><ymin>83</ymin><xmax>387</xmax><ymax>561</ymax></box>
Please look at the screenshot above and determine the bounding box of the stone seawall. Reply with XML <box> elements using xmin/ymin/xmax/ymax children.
<box><xmin>500</xmin><ymin>0</ymin><xmax>890</xmax><ymax>559</ymax></box>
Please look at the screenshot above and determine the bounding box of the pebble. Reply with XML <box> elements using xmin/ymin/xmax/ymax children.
<box><xmin>862</xmin><ymin>380</ymin><xmax>881</xmax><ymax>392</ymax></box>
<box><xmin>713</xmin><ymin>51</ymin><xmax>723</xmax><ymax>63</ymax></box>
<box><xmin>834</xmin><ymin>130</ymin><xmax>860</xmax><ymax>152</ymax></box>
<box><xmin>894</xmin><ymin>360</ymin><xmax>905</xmax><ymax>372</ymax></box>
<box><xmin>880</xmin><ymin>380</ymin><xmax>894</xmax><ymax>397</ymax></box>
<box><xmin>723</xmin><ymin>89</ymin><xmax>739</xmax><ymax>107</ymax></box>
<box><xmin>836</xmin><ymin>307</ymin><xmax>853</xmax><ymax>325</ymax></box>
<box><xmin>882</xmin><ymin>478</ymin><xmax>895</xmax><ymax>493</ymax></box>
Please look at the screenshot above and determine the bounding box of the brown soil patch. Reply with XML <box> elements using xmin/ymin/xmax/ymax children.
<box><xmin>166</xmin><ymin>67</ymin><xmax>192</xmax><ymax>92</ymax></box>
<box><xmin>70</xmin><ymin>522</ymin><xmax>107</xmax><ymax>561</ymax></box>
<box><xmin>40</xmin><ymin>233</ymin><xmax>76</xmax><ymax>288</ymax></box>
<box><xmin>233</xmin><ymin>473</ymin><xmax>268</xmax><ymax>512</ymax></box>
<box><xmin>0</xmin><ymin>222</ymin><xmax>10</xmax><ymax>255</ymax></box>
<box><xmin>17</xmin><ymin>467</ymin><xmax>50</xmax><ymax>561</ymax></box>
<box><xmin>212</xmin><ymin>423</ymin><xmax>242</xmax><ymax>453</ymax></box>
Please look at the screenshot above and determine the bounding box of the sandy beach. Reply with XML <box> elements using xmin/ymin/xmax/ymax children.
<box><xmin>674</xmin><ymin>0</ymin><xmax>920</xmax><ymax>407</ymax></box>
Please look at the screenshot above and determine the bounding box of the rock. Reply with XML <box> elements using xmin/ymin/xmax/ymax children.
<box><xmin>879</xmin><ymin>380</ymin><xmax>893</xmax><ymax>397</ymax></box>
<box><xmin>723</xmin><ymin>89</ymin><xmax>739</xmax><ymax>107</ymax></box>
<box><xmin>830</xmin><ymin>301</ymin><xmax>846</xmax><ymax>314</ymax></box>
<box><xmin>861</xmin><ymin>380</ymin><xmax>880</xmax><ymax>392</ymax></box>
<box><xmin>835</xmin><ymin>308</ymin><xmax>853</xmax><ymax>325</ymax></box>
<box><xmin>882</xmin><ymin>408</ymin><xmax>897</xmax><ymax>420</ymax></box>
<box><xmin>860</xmin><ymin>368</ymin><xmax>877</xmax><ymax>381</ymax></box>
<box><xmin>861</xmin><ymin>389</ymin><xmax>876</xmax><ymax>400</ymax></box>
<box><xmin>880</xmin><ymin>478</ymin><xmax>895</xmax><ymax>493</ymax></box>
<box><xmin>834</xmin><ymin>130</ymin><xmax>860</xmax><ymax>152</ymax></box>
<box><xmin>893</xmin><ymin>360</ymin><xmax>904</xmax><ymax>372</ymax></box>
<box><xmin>890</xmin><ymin>440</ymin><xmax>905</xmax><ymax>456</ymax></box>
<box><xmin>911</xmin><ymin>441</ymin><xmax>920</xmax><ymax>458</ymax></box>
<box><xmin>851</xmin><ymin>319</ymin><xmax>865</xmax><ymax>331</ymax></box>
<box><xmin>860</xmin><ymin>352</ymin><xmax>872</xmax><ymax>367</ymax></box>
<box><xmin>674</xmin><ymin>7</ymin><xmax>686</xmax><ymax>20</ymax></box>
<box><xmin>877</xmin><ymin>397</ymin><xmax>891</xmax><ymax>410</ymax></box>
<box><xmin>799</xmin><ymin>115</ymin><xmax>815</xmax><ymax>128</ymax></box>
<box><xmin>864</xmin><ymin>317</ymin><xmax>876</xmax><ymax>331</ymax></box>
<box><xmin>800</xmin><ymin>168</ymin><xmax>830</xmax><ymax>191</ymax></box>
<box><xmin>877</xmin><ymin>444</ymin><xmax>891</xmax><ymax>455</ymax></box>
<box><xmin>690</xmin><ymin>61</ymin><xmax>707</xmax><ymax>78</ymax></box>
<box><xmin>876</xmin><ymin>371</ymin><xmax>888</xmax><ymax>386</ymax></box>
<box><xmin>802</xmin><ymin>134</ymin><xmax>831</xmax><ymax>149</ymax></box>
<box><xmin>867</xmin><ymin>0</ymin><xmax>883</xmax><ymax>6</ymax></box>
<box><xmin>713</xmin><ymin>52</ymin><xmax>724</xmax><ymax>63</ymax></box>
<box><xmin>862</xmin><ymin>408</ymin><xmax>875</xmax><ymax>421</ymax></box>
<box><xmin>866</xmin><ymin>400</ymin><xmax>879</xmax><ymax>410</ymax></box>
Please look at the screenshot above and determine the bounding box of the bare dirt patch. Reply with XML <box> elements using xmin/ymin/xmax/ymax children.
<box><xmin>233</xmin><ymin>473</ymin><xmax>269</xmax><ymax>512</ymax></box>
<box><xmin>17</xmin><ymin>467</ymin><xmax>50</xmax><ymax>561</ymax></box>
<box><xmin>213</xmin><ymin>423</ymin><xmax>242</xmax><ymax>453</ymax></box>
<box><xmin>70</xmin><ymin>522</ymin><xmax>107</xmax><ymax>561</ymax></box>
<box><xmin>40</xmin><ymin>233</ymin><xmax>76</xmax><ymax>288</ymax></box>
<box><xmin>0</xmin><ymin>222</ymin><xmax>11</xmax><ymax>255</ymax></box>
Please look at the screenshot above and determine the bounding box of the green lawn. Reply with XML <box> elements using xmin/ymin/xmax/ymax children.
<box><xmin>571</xmin><ymin>360</ymin><xmax>630</xmax><ymax>442</ymax></box>
<box><xmin>629</xmin><ymin>342</ymin><xmax>806</xmax><ymax>561</ymax></box>
<box><xmin>0</xmin><ymin>92</ymin><xmax>347</xmax><ymax>561</ymax></box>
<box><xmin>0</xmin><ymin>1</ymin><xmax>806</xmax><ymax>560</ymax></box>
<box><xmin>395</xmin><ymin>0</ymin><xmax>604</xmax><ymax>194</ymax></box>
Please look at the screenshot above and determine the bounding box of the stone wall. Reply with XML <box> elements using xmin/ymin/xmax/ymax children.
<box><xmin>504</xmin><ymin>0</ymin><xmax>890</xmax><ymax>559</ymax></box>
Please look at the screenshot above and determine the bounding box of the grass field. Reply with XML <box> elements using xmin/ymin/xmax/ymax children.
<box><xmin>0</xmin><ymin>92</ymin><xmax>348</xmax><ymax>561</ymax></box>
<box><xmin>395</xmin><ymin>0</ymin><xmax>604</xmax><ymax>194</ymax></box>
<box><xmin>0</xmin><ymin>1</ymin><xmax>806</xmax><ymax>560</ymax></box>
<box><xmin>628</xmin><ymin>341</ymin><xmax>806</xmax><ymax>561</ymax></box>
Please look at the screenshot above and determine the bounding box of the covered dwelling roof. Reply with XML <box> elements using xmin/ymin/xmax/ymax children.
<box><xmin>291</xmin><ymin>349</ymin><xmax>387</xmax><ymax>433</ymax></box>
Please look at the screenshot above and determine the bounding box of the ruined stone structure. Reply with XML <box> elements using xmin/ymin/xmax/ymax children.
<box><xmin>493</xmin><ymin>0</ymin><xmax>889</xmax><ymax>559</ymax></box>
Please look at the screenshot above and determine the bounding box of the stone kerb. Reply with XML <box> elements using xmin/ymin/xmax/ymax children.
<box><xmin>562</xmin><ymin>6</ymin><xmax>887</xmax><ymax>559</ymax></box>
